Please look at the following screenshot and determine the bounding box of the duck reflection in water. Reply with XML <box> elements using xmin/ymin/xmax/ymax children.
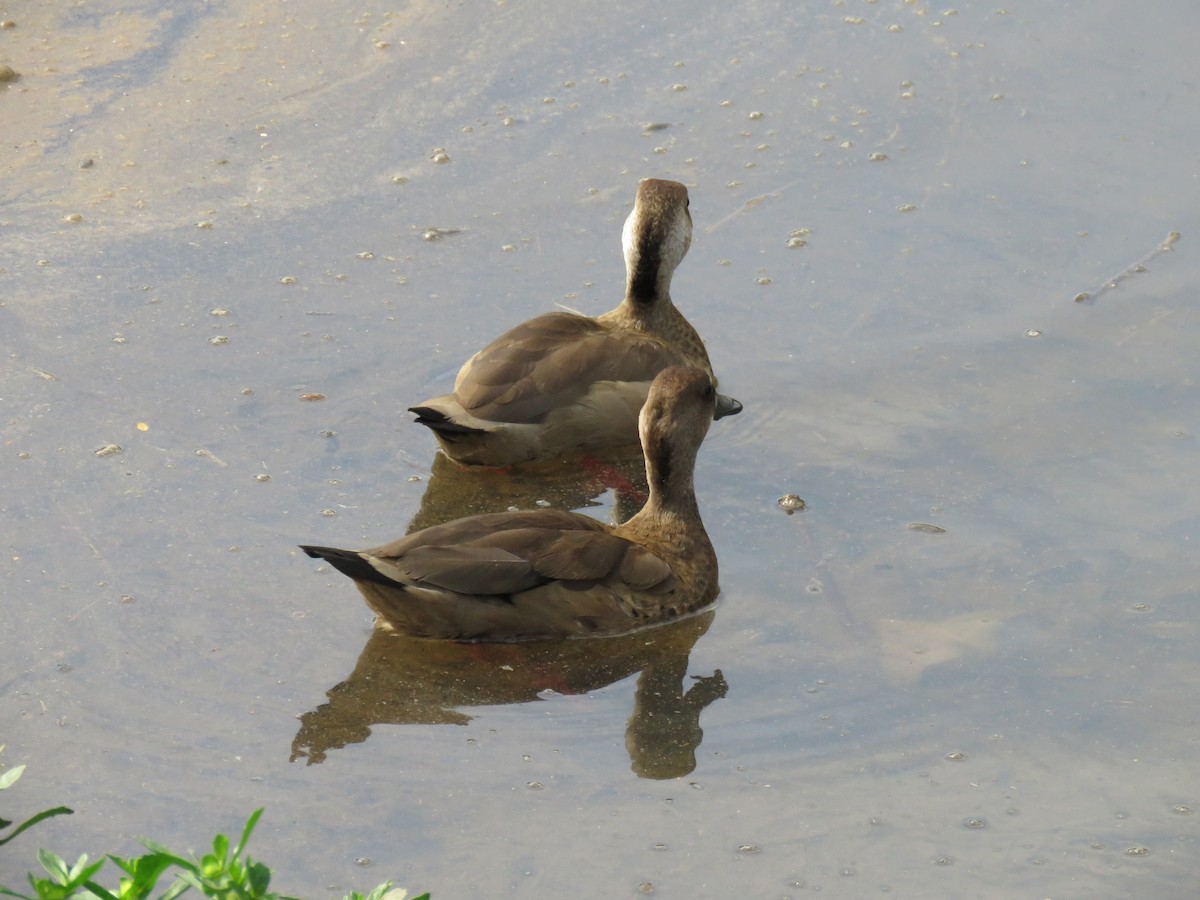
<box><xmin>290</xmin><ymin>611</ymin><xmax>726</xmax><ymax>779</ymax></box>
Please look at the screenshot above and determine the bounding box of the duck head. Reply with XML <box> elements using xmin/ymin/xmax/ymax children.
<box><xmin>638</xmin><ymin>366</ymin><xmax>715</xmax><ymax>504</ymax></box>
<box><xmin>622</xmin><ymin>179</ymin><xmax>693</xmax><ymax>305</ymax></box>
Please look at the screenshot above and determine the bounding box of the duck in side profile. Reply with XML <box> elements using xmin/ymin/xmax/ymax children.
<box><xmin>302</xmin><ymin>366</ymin><xmax>722</xmax><ymax>641</ymax></box>
<box><xmin>409</xmin><ymin>178</ymin><xmax>741</xmax><ymax>466</ymax></box>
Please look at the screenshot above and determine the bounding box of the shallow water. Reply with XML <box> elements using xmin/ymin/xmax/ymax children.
<box><xmin>3</xmin><ymin>0</ymin><xmax>1198</xmax><ymax>896</ymax></box>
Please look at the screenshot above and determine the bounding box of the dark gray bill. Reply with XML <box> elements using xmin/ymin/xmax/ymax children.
<box><xmin>714</xmin><ymin>393</ymin><xmax>743</xmax><ymax>420</ymax></box>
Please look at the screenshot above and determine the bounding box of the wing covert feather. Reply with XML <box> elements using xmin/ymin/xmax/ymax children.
<box><xmin>365</xmin><ymin>510</ymin><xmax>630</xmax><ymax>597</ymax></box>
<box><xmin>454</xmin><ymin>313</ymin><xmax>681</xmax><ymax>423</ymax></box>
<box><xmin>376</xmin><ymin>545</ymin><xmax>537</xmax><ymax>595</ymax></box>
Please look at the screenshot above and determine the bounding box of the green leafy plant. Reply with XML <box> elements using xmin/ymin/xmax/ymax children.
<box><xmin>0</xmin><ymin>745</ymin><xmax>74</xmax><ymax>848</ymax></box>
<box><xmin>0</xmin><ymin>803</ymin><xmax>426</xmax><ymax>900</ymax></box>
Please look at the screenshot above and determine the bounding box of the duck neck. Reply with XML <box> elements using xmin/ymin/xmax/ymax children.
<box><xmin>623</xmin><ymin>262</ymin><xmax>674</xmax><ymax>324</ymax></box>
<box><xmin>639</xmin><ymin>433</ymin><xmax>700</xmax><ymax>522</ymax></box>
<box><xmin>627</xmin><ymin>239</ymin><xmax>673</xmax><ymax>293</ymax></box>
<box><xmin>619</xmin><ymin>196</ymin><xmax>685</xmax><ymax>324</ymax></box>
<box><xmin>622</xmin><ymin>437</ymin><xmax>711</xmax><ymax>565</ymax></box>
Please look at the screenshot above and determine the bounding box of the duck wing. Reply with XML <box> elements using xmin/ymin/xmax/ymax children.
<box><xmin>453</xmin><ymin>312</ymin><xmax>680</xmax><ymax>424</ymax></box>
<box><xmin>304</xmin><ymin>508</ymin><xmax>677</xmax><ymax>640</ymax></box>
<box><xmin>365</xmin><ymin>509</ymin><xmax>672</xmax><ymax>595</ymax></box>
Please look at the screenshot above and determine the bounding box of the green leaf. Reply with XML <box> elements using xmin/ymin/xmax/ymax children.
<box><xmin>231</xmin><ymin>809</ymin><xmax>264</xmax><ymax>862</ymax></box>
<box><xmin>211</xmin><ymin>832</ymin><xmax>230</xmax><ymax>866</ymax></box>
<box><xmin>133</xmin><ymin>839</ymin><xmax>194</xmax><ymax>874</ymax></box>
<box><xmin>37</xmin><ymin>850</ymin><xmax>71</xmax><ymax>883</ymax></box>
<box><xmin>344</xmin><ymin>883</ymin><xmax>393</xmax><ymax>900</ymax></box>
<box><xmin>0</xmin><ymin>764</ymin><xmax>26</xmax><ymax>791</ymax></box>
<box><xmin>245</xmin><ymin>860</ymin><xmax>272</xmax><ymax>896</ymax></box>
<box><xmin>106</xmin><ymin>852</ymin><xmax>176</xmax><ymax>899</ymax></box>
<box><xmin>172</xmin><ymin>871</ymin><xmax>207</xmax><ymax>896</ymax></box>
<box><xmin>156</xmin><ymin>876</ymin><xmax>194</xmax><ymax>900</ymax></box>
<box><xmin>81</xmin><ymin>879</ymin><xmax>120</xmax><ymax>900</ymax></box>
<box><xmin>0</xmin><ymin>807</ymin><xmax>74</xmax><ymax>848</ymax></box>
<box><xmin>65</xmin><ymin>855</ymin><xmax>89</xmax><ymax>880</ymax></box>
<box><xmin>199</xmin><ymin>854</ymin><xmax>222</xmax><ymax>880</ymax></box>
<box><xmin>67</xmin><ymin>858</ymin><xmax>107</xmax><ymax>891</ymax></box>
<box><xmin>28</xmin><ymin>877</ymin><xmax>70</xmax><ymax>900</ymax></box>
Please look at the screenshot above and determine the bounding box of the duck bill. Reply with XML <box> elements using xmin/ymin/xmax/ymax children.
<box><xmin>713</xmin><ymin>393</ymin><xmax>743</xmax><ymax>420</ymax></box>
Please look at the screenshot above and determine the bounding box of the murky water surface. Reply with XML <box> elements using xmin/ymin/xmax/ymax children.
<box><xmin>3</xmin><ymin>0</ymin><xmax>1198</xmax><ymax>896</ymax></box>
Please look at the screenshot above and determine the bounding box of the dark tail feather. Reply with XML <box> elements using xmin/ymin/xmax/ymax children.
<box><xmin>409</xmin><ymin>406</ymin><xmax>487</xmax><ymax>436</ymax></box>
<box><xmin>300</xmin><ymin>545</ymin><xmax>397</xmax><ymax>589</ymax></box>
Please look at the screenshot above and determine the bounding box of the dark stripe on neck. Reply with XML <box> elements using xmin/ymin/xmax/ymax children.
<box><xmin>645</xmin><ymin>430</ymin><xmax>672</xmax><ymax>493</ymax></box>
<box><xmin>628</xmin><ymin>235</ymin><xmax>662</xmax><ymax>303</ymax></box>
<box><xmin>652</xmin><ymin>452</ymin><xmax>672</xmax><ymax>491</ymax></box>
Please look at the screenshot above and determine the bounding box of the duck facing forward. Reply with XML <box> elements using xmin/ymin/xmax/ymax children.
<box><xmin>409</xmin><ymin>178</ymin><xmax>740</xmax><ymax>467</ymax></box>
<box><xmin>302</xmin><ymin>366</ymin><xmax>722</xmax><ymax>641</ymax></box>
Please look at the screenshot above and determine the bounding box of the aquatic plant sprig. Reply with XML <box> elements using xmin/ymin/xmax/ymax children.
<box><xmin>0</xmin><ymin>804</ymin><xmax>425</xmax><ymax>900</ymax></box>
<box><xmin>0</xmin><ymin>745</ymin><xmax>74</xmax><ymax>848</ymax></box>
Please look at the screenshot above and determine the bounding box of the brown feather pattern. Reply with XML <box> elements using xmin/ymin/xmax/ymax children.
<box><xmin>408</xmin><ymin>179</ymin><xmax>736</xmax><ymax>466</ymax></box>
<box><xmin>454</xmin><ymin>315</ymin><xmax>680</xmax><ymax>423</ymax></box>
<box><xmin>303</xmin><ymin>366</ymin><xmax>721</xmax><ymax>641</ymax></box>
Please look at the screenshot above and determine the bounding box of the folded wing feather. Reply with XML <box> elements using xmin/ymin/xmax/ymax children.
<box><xmin>360</xmin><ymin>508</ymin><xmax>675</xmax><ymax>600</ymax></box>
<box><xmin>454</xmin><ymin>314</ymin><xmax>680</xmax><ymax>423</ymax></box>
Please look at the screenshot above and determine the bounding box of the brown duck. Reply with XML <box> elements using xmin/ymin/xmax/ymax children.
<box><xmin>302</xmin><ymin>366</ymin><xmax>722</xmax><ymax>641</ymax></box>
<box><xmin>409</xmin><ymin>179</ymin><xmax>740</xmax><ymax>466</ymax></box>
